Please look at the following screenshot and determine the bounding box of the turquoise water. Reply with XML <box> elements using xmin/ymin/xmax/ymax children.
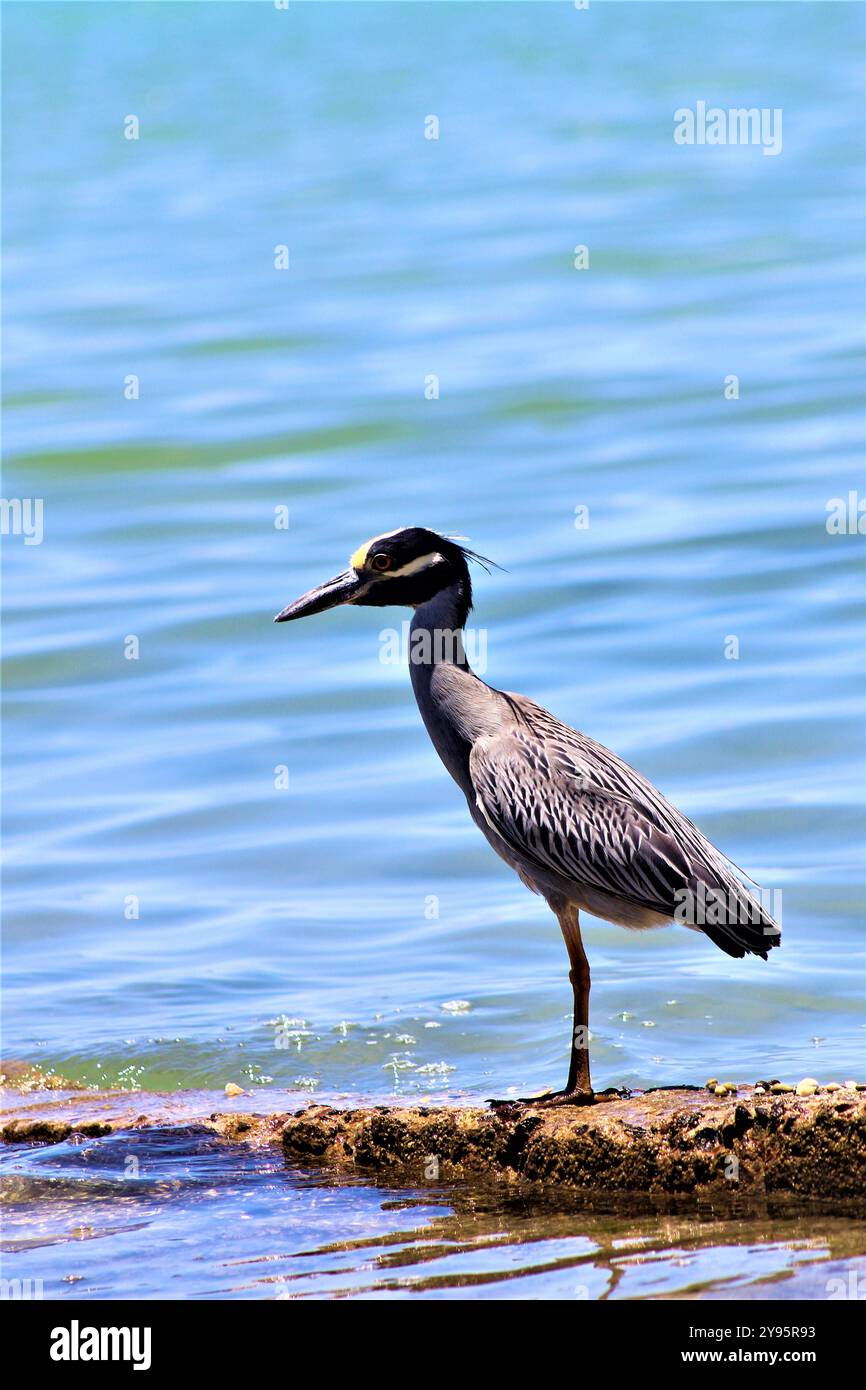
<box><xmin>2</xmin><ymin>0</ymin><xmax>864</xmax><ymax>1298</ymax></box>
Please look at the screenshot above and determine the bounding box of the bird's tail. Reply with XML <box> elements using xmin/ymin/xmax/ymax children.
<box><xmin>683</xmin><ymin>872</ymin><xmax>781</xmax><ymax>960</ymax></box>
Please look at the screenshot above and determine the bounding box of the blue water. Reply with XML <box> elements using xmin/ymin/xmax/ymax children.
<box><xmin>2</xmin><ymin>0</ymin><xmax>864</xmax><ymax>1299</ymax></box>
<box><xmin>3</xmin><ymin>1117</ymin><xmax>864</xmax><ymax>1300</ymax></box>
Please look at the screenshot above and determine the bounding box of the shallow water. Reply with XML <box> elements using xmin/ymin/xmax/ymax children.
<box><xmin>2</xmin><ymin>1</ymin><xmax>864</xmax><ymax>1297</ymax></box>
<box><xmin>3</xmin><ymin>1091</ymin><xmax>866</xmax><ymax>1302</ymax></box>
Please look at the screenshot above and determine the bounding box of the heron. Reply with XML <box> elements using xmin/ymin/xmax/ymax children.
<box><xmin>274</xmin><ymin>527</ymin><xmax>780</xmax><ymax>1105</ymax></box>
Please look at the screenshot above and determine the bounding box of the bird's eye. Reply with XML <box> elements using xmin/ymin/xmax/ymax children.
<box><xmin>371</xmin><ymin>553</ymin><xmax>392</xmax><ymax>572</ymax></box>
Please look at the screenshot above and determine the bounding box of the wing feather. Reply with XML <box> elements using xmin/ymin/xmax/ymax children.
<box><xmin>469</xmin><ymin>707</ymin><xmax>780</xmax><ymax>959</ymax></box>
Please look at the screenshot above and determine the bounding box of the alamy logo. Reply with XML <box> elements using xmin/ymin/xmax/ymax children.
<box><xmin>0</xmin><ymin>496</ymin><xmax>43</xmax><ymax>544</ymax></box>
<box><xmin>674</xmin><ymin>102</ymin><xmax>782</xmax><ymax>156</ymax></box>
<box><xmin>379</xmin><ymin>621</ymin><xmax>488</xmax><ymax>675</ymax></box>
<box><xmin>0</xmin><ymin>1276</ymin><xmax>43</xmax><ymax>1299</ymax></box>
<box><xmin>673</xmin><ymin>883</ymin><xmax>782</xmax><ymax>928</ymax></box>
<box><xmin>50</xmin><ymin>1320</ymin><xmax>152</xmax><ymax>1371</ymax></box>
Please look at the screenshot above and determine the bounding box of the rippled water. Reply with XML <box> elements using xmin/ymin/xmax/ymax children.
<box><xmin>3</xmin><ymin>1097</ymin><xmax>865</xmax><ymax>1302</ymax></box>
<box><xmin>2</xmin><ymin>1</ymin><xmax>864</xmax><ymax>1298</ymax></box>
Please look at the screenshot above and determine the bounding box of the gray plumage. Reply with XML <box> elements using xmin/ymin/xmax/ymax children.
<box><xmin>426</xmin><ymin>661</ymin><xmax>779</xmax><ymax>960</ymax></box>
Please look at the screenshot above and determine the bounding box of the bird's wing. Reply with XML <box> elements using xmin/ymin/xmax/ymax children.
<box><xmin>469</xmin><ymin>720</ymin><xmax>780</xmax><ymax>958</ymax></box>
<box><xmin>470</xmin><ymin>731</ymin><xmax>691</xmax><ymax>912</ymax></box>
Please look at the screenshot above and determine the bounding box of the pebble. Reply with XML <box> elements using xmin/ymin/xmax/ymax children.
<box><xmin>722</xmin><ymin>1082</ymin><xmax>738</xmax><ymax>1093</ymax></box>
<box><xmin>713</xmin><ymin>1085</ymin><xmax>727</xmax><ymax>1097</ymax></box>
<box><xmin>796</xmin><ymin>1078</ymin><xmax>819</xmax><ymax>1096</ymax></box>
<box><xmin>706</xmin><ymin>1077</ymin><xmax>718</xmax><ymax>1089</ymax></box>
<box><xmin>771</xmin><ymin>1082</ymin><xmax>794</xmax><ymax>1094</ymax></box>
<box><xmin>824</xmin><ymin>1082</ymin><xmax>842</xmax><ymax>1092</ymax></box>
<box><xmin>844</xmin><ymin>1080</ymin><xmax>857</xmax><ymax>1089</ymax></box>
<box><xmin>224</xmin><ymin>1082</ymin><xmax>244</xmax><ymax>1097</ymax></box>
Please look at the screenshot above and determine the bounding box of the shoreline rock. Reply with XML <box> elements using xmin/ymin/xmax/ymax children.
<box><xmin>2</xmin><ymin>1085</ymin><xmax>864</xmax><ymax>1205</ymax></box>
<box><xmin>277</xmin><ymin>1089</ymin><xmax>866</xmax><ymax>1201</ymax></box>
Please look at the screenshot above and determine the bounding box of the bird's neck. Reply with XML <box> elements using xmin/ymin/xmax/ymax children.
<box><xmin>408</xmin><ymin>578</ymin><xmax>471</xmax><ymax>671</ymax></box>
<box><xmin>408</xmin><ymin>578</ymin><xmax>477</xmax><ymax>791</ymax></box>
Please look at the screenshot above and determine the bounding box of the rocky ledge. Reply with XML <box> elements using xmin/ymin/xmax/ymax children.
<box><xmin>4</xmin><ymin>1084</ymin><xmax>863</xmax><ymax>1202</ymax></box>
<box><xmin>275</xmin><ymin>1088</ymin><xmax>866</xmax><ymax>1199</ymax></box>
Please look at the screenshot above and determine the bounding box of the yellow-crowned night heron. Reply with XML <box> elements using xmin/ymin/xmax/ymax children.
<box><xmin>275</xmin><ymin>527</ymin><xmax>780</xmax><ymax>1105</ymax></box>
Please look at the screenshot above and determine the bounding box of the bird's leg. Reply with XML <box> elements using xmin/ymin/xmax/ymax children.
<box><xmin>489</xmin><ymin>905</ymin><xmax>602</xmax><ymax>1111</ymax></box>
<box><xmin>561</xmin><ymin>905</ymin><xmax>592</xmax><ymax>1098</ymax></box>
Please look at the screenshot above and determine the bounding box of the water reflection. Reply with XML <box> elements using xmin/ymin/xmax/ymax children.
<box><xmin>2</xmin><ymin>1125</ymin><xmax>864</xmax><ymax>1300</ymax></box>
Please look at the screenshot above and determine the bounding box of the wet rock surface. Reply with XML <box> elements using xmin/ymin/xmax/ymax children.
<box><xmin>2</xmin><ymin>1084</ymin><xmax>864</xmax><ymax>1204</ymax></box>
<box><xmin>278</xmin><ymin>1089</ymin><xmax>866</xmax><ymax>1200</ymax></box>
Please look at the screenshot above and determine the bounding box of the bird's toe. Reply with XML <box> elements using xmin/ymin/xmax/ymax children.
<box><xmin>488</xmin><ymin>1088</ymin><xmax>598</xmax><ymax>1111</ymax></box>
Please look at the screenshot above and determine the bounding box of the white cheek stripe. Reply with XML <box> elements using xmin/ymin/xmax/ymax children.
<box><xmin>387</xmin><ymin>552</ymin><xmax>446</xmax><ymax>578</ymax></box>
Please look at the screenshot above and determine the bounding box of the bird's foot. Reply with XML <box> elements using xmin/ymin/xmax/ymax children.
<box><xmin>488</xmin><ymin>1088</ymin><xmax>594</xmax><ymax>1110</ymax></box>
<box><xmin>487</xmin><ymin>1085</ymin><xmax>629</xmax><ymax>1111</ymax></box>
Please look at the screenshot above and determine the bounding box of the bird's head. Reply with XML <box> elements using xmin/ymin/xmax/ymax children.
<box><xmin>274</xmin><ymin>526</ymin><xmax>495</xmax><ymax>623</ymax></box>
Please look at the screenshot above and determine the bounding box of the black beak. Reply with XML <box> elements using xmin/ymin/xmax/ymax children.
<box><xmin>273</xmin><ymin>568</ymin><xmax>365</xmax><ymax>623</ymax></box>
